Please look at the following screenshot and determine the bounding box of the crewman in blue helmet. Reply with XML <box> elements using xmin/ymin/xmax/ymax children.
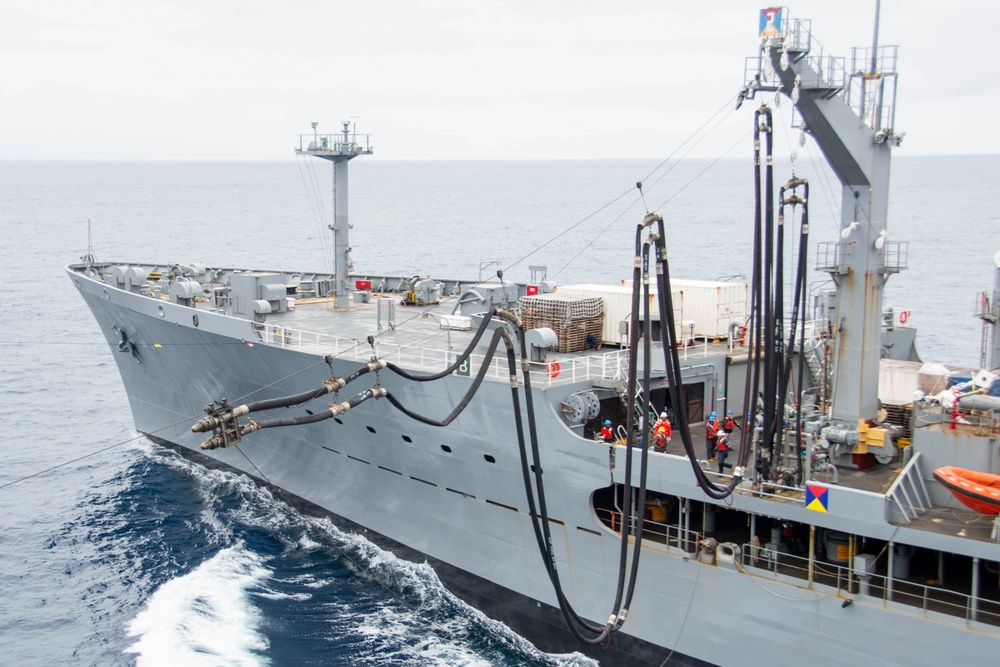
<box><xmin>600</xmin><ymin>419</ymin><xmax>614</xmax><ymax>443</ymax></box>
<box><xmin>705</xmin><ymin>412</ymin><xmax>720</xmax><ymax>461</ymax></box>
<box><xmin>723</xmin><ymin>409</ymin><xmax>739</xmax><ymax>434</ymax></box>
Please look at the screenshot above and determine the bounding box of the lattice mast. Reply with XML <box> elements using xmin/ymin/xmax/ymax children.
<box><xmin>744</xmin><ymin>4</ymin><xmax>906</xmax><ymax>425</ymax></box>
<box><xmin>296</xmin><ymin>121</ymin><xmax>373</xmax><ymax>309</ymax></box>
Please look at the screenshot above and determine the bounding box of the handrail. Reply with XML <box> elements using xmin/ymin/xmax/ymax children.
<box><xmin>256</xmin><ymin>321</ymin><xmax>631</xmax><ymax>387</ymax></box>
<box><xmin>884</xmin><ymin>451</ymin><xmax>929</xmax><ymax>523</ymax></box>
<box><xmin>737</xmin><ymin>540</ymin><xmax>1000</xmax><ymax>627</ymax></box>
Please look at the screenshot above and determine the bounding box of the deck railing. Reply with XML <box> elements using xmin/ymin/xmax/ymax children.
<box><xmin>596</xmin><ymin>502</ymin><xmax>1000</xmax><ymax>627</ymax></box>
<box><xmin>738</xmin><ymin>541</ymin><xmax>1000</xmax><ymax>627</ymax></box>
<box><xmin>913</xmin><ymin>402</ymin><xmax>1000</xmax><ymax>437</ymax></box>
<box><xmin>255</xmin><ymin>321</ymin><xmax>631</xmax><ymax>387</ymax></box>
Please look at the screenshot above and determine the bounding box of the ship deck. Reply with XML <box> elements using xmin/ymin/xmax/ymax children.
<box><xmin>78</xmin><ymin>262</ymin><xmax>996</xmax><ymax>536</ymax></box>
<box><xmin>198</xmin><ymin>289</ymin><xmax>743</xmax><ymax>389</ymax></box>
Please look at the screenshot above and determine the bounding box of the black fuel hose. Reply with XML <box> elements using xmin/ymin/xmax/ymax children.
<box><xmin>605</xmin><ymin>220</ymin><xmax>647</xmax><ymax>632</ymax></box>
<box><xmin>504</xmin><ymin>310</ymin><xmax>610</xmax><ymax>645</ymax></box>
<box><xmin>386</xmin><ymin>307</ymin><xmax>498</xmax><ymax>381</ymax></box>
<box><xmin>253</xmin><ymin>388</ymin><xmax>384</xmax><ymax>428</ymax></box>
<box><xmin>761</xmin><ymin>107</ymin><xmax>778</xmax><ymax>479</ymax></box>
<box><xmin>243</xmin><ymin>385</ymin><xmax>332</xmax><ymax>413</ymax></box>
<box><xmin>383</xmin><ymin>325</ymin><xmax>509</xmax><ymax>427</ymax></box>
<box><xmin>738</xmin><ymin>107</ymin><xmax>766</xmax><ymax>466</ymax></box>
<box><xmin>614</xmin><ymin>239</ymin><xmax>657</xmax><ymax>627</ymax></box>
<box><xmin>795</xmin><ymin>185</ymin><xmax>809</xmax><ymax>484</ymax></box>
<box><xmin>652</xmin><ymin>219</ymin><xmax>741</xmax><ymax>500</ymax></box>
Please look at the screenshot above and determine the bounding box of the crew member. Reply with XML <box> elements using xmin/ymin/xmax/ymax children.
<box><xmin>600</xmin><ymin>419</ymin><xmax>614</xmax><ymax>443</ymax></box>
<box><xmin>705</xmin><ymin>411</ymin><xmax>719</xmax><ymax>461</ymax></box>
<box><xmin>723</xmin><ymin>409</ymin><xmax>739</xmax><ymax>434</ymax></box>
<box><xmin>716</xmin><ymin>431</ymin><xmax>733</xmax><ymax>473</ymax></box>
<box><xmin>653</xmin><ymin>412</ymin><xmax>671</xmax><ymax>452</ymax></box>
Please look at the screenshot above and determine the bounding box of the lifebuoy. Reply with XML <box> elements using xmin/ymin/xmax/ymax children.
<box><xmin>547</xmin><ymin>359</ymin><xmax>561</xmax><ymax>378</ymax></box>
<box><xmin>899</xmin><ymin>310</ymin><xmax>909</xmax><ymax>324</ymax></box>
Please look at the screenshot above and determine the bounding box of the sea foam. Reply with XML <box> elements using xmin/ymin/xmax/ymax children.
<box><xmin>126</xmin><ymin>542</ymin><xmax>271</xmax><ymax>666</ymax></box>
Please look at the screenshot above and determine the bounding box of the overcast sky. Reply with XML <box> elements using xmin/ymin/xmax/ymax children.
<box><xmin>3</xmin><ymin>0</ymin><xmax>998</xmax><ymax>160</ymax></box>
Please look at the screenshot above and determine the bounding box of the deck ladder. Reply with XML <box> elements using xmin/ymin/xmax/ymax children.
<box><xmin>884</xmin><ymin>451</ymin><xmax>932</xmax><ymax>524</ymax></box>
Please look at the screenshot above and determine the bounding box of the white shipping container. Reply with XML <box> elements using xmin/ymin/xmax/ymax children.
<box><xmin>555</xmin><ymin>283</ymin><xmax>684</xmax><ymax>346</ymax></box>
<box><xmin>623</xmin><ymin>279</ymin><xmax>748</xmax><ymax>339</ymax></box>
<box><xmin>671</xmin><ymin>279</ymin><xmax>747</xmax><ymax>338</ymax></box>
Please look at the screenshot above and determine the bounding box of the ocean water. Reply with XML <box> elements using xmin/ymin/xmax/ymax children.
<box><xmin>0</xmin><ymin>153</ymin><xmax>997</xmax><ymax>665</ymax></box>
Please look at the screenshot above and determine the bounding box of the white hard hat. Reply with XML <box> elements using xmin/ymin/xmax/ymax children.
<box><xmin>660</xmin><ymin>412</ymin><xmax>667</xmax><ymax>419</ymax></box>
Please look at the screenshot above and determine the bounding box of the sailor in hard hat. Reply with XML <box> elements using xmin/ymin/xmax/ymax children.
<box><xmin>723</xmin><ymin>409</ymin><xmax>739</xmax><ymax>434</ymax></box>
<box><xmin>705</xmin><ymin>412</ymin><xmax>720</xmax><ymax>461</ymax></box>
<box><xmin>653</xmin><ymin>411</ymin><xmax>672</xmax><ymax>452</ymax></box>
<box><xmin>600</xmin><ymin>419</ymin><xmax>614</xmax><ymax>443</ymax></box>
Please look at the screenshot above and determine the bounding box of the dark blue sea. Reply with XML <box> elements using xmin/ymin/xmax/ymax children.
<box><xmin>1</xmin><ymin>153</ymin><xmax>997</xmax><ymax>665</ymax></box>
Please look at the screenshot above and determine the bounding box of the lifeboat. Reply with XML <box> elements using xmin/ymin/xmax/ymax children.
<box><xmin>933</xmin><ymin>466</ymin><xmax>1000</xmax><ymax>515</ymax></box>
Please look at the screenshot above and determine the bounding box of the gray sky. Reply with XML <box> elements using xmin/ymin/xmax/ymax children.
<box><xmin>3</xmin><ymin>0</ymin><xmax>997</xmax><ymax>160</ymax></box>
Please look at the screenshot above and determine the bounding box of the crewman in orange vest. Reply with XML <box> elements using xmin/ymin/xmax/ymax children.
<box><xmin>716</xmin><ymin>431</ymin><xmax>733</xmax><ymax>473</ymax></box>
<box><xmin>653</xmin><ymin>412</ymin><xmax>671</xmax><ymax>452</ymax></box>
<box><xmin>705</xmin><ymin>412</ymin><xmax>720</xmax><ymax>461</ymax></box>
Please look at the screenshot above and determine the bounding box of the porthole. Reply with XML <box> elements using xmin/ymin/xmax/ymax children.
<box><xmin>192</xmin><ymin>314</ymin><xmax>199</xmax><ymax>327</ymax></box>
<box><xmin>367</xmin><ymin>426</ymin><xmax>376</xmax><ymax>434</ymax></box>
<box><xmin>401</xmin><ymin>435</ymin><xmax>412</xmax><ymax>443</ymax></box>
<box><xmin>484</xmin><ymin>455</ymin><xmax>496</xmax><ymax>463</ymax></box>
<box><xmin>158</xmin><ymin>305</ymin><xmax>165</xmax><ymax>318</ymax></box>
<box><xmin>334</xmin><ymin>418</ymin><xmax>343</xmax><ymax>425</ymax></box>
<box><xmin>441</xmin><ymin>445</ymin><xmax>452</xmax><ymax>453</ymax></box>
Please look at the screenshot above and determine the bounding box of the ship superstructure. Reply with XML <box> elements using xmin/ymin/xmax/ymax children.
<box><xmin>69</xmin><ymin>8</ymin><xmax>1000</xmax><ymax>666</ymax></box>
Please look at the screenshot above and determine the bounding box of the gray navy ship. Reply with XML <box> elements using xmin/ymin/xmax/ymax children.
<box><xmin>69</xmin><ymin>7</ymin><xmax>1000</xmax><ymax>666</ymax></box>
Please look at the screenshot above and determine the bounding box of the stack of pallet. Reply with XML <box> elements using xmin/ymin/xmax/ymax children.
<box><xmin>519</xmin><ymin>294</ymin><xmax>604</xmax><ymax>353</ymax></box>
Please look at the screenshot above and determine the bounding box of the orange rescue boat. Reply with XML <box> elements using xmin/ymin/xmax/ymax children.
<box><xmin>933</xmin><ymin>466</ymin><xmax>1000</xmax><ymax>515</ymax></box>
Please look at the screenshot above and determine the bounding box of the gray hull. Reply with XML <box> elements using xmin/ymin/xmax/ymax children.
<box><xmin>72</xmin><ymin>268</ymin><xmax>1000</xmax><ymax>666</ymax></box>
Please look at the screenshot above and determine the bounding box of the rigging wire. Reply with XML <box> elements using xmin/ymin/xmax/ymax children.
<box><xmin>552</xmin><ymin>96</ymin><xmax>746</xmax><ymax>279</ymax></box>
<box><xmin>652</xmin><ymin>129</ymin><xmax>754</xmax><ymax>212</ymax></box>
<box><xmin>638</xmin><ymin>93</ymin><xmax>740</xmax><ymax>185</ymax></box>
<box><xmin>549</xmin><ymin>194</ymin><xmax>641</xmax><ymax>282</ymax></box>
<box><xmin>305</xmin><ymin>156</ymin><xmax>334</xmax><ymax>270</ymax></box>
<box><xmin>0</xmin><ymin>357</ymin><xmax>331</xmax><ymax>491</ymax></box>
<box><xmin>502</xmin><ymin>186</ymin><xmax>636</xmax><ymax>276</ymax></box>
<box><xmin>552</xmin><ymin>123</ymin><xmax>752</xmax><ymax>282</ymax></box>
<box><xmin>504</xmin><ymin>92</ymin><xmax>740</xmax><ymax>279</ymax></box>
<box><xmin>803</xmin><ymin>138</ymin><xmax>845</xmax><ymax>232</ymax></box>
<box><xmin>639</xmin><ymin>97</ymin><xmax>743</xmax><ymax>199</ymax></box>
<box><xmin>657</xmin><ymin>564</ymin><xmax>702</xmax><ymax>666</ymax></box>
<box><xmin>295</xmin><ymin>155</ymin><xmax>332</xmax><ymax>271</ymax></box>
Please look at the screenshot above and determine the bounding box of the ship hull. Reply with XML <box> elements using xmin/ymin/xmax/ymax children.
<box><xmin>149</xmin><ymin>435</ymin><xmax>704</xmax><ymax>666</ymax></box>
<box><xmin>72</xmin><ymin>267</ymin><xmax>1000</xmax><ymax>666</ymax></box>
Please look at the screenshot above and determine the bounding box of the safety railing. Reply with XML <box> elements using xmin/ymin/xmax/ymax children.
<box><xmin>797</xmin><ymin>54</ymin><xmax>846</xmax><ymax>90</ymax></box>
<box><xmin>597</xmin><ymin>499</ymin><xmax>1000</xmax><ymax>627</ymax></box>
<box><xmin>913</xmin><ymin>402</ymin><xmax>1000</xmax><ymax>437</ymax></box>
<box><xmin>850</xmin><ymin>45</ymin><xmax>900</xmax><ymax>77</ymax></box>
<box><xmin>255</xmin><ymin>321</ymin><xmax>631</xmax><ymax>387</ymax></box>
<box><xmin>296</xmin><ymin>132</ymin><xmax>373</xmax><ymax>154</ymax></box>
<box><xmin>777</xmin><ymin>16</ymin><xmax>813</xmax><ymax>53</ymax></box>
<box><xmin>879</xmin><ymin>241</ymin><xmax>908</xmax><ymax>273</ymax></box>
<box><xmin>884</xmin><ymin>451</ymin><xmax>931</xmax><ymax>524</ymax></box>
<box><xmin>593</xmin><ymin>507</ymin><xmax>701</xmax><ymax>554</ymax></box>
<box><xmin>738</xmin><ymin>542</ymin><xmax>1000</xmax><ymax>627</ymax></box>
